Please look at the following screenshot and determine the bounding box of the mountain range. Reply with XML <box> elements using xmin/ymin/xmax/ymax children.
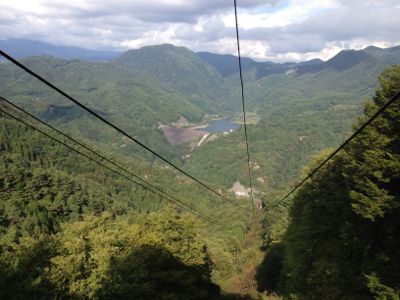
<box><xmin>0</xmin><ymin>39</ymin><xmax>121</xmax><ymax>61</ymax></box>
<box><xmin>4</xmin><ymin>38</ymin><xmax>400</xmax><ymax>76</ymax></box>
<box><xmin>1</xmin><ymin>38</ymin><xmax>400</xmax><ymax>191</ymax></box>
<box><xmin>1</xmin><ymin>38</ymin><xmax>399</xmax><ymax>299</ymax></box>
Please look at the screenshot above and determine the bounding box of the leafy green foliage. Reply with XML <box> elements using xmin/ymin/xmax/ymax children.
<box><xmin>0</xmin><ymin>55</ymin><xmax>209</xmax><ymax>162</ymax></box>
<box><xmin>186</xmin><ymin>46</ymin><xmax>400</xmax><ymax>194</ymax></box>
<box><xmin>0</xmin><ymin>117</ymin><xmax>169</xmax><ymax>243</ymax></box>
<box><xmin>1</xmin><ymin>43</ymin><xmax>400</xmax><ymax>299</ymax></box>
<box><xmin>0</xmin><ymin>210</ymin><xmax>221</xmax><ymax>299</ymax></box>
<box><xmin>115</xmin><ymin>44</ymin><xmax>223</xmax><ymax>105</ymax></box>
<box><xmin>0</xmin><ymin>111</ymin><xmax>254</xmax><ymax>298</ymax></box>
<box><xmin>258</xmin><ymin>65</ymin><xmax>400</xmax><ymax>299</ymax></box>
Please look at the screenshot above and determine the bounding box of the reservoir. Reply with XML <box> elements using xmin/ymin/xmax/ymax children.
<box><xmin>203</xmin><ymin>118</ymin><xmax>240</xmax><ymax>133</ymax></box>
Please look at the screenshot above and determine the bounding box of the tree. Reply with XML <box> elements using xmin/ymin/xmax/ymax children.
<box><xmin>47</xmin><ymin>209</ymin><xmax>219</xmax><ymax>299</ymax></box>
<box><xmin>279</xmin><ymin>65</ymin><xmax>400</xmax><ymax>299</ymax></box>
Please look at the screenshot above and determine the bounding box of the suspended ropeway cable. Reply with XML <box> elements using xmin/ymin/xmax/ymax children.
<box><xmin>0</xmin><ymin>95</ymin><xmax>209</xmax><ymax>219</ymax></box>
<box><xmin>0</xmin><ymin>105</ymin><xmax>218</xmax><ymax>223</ymax></box>
<box><xmin>0</xmin><ymin>49</ymin><xmax>241</xmax><ymax>209</ymax></box>
<box><xmin>233</xmin><ymin>0</ymin><xmax>255</xmax><ymax>215</ymax></box>
<box><xmin>269</xmin><ymin>89</ymin><xmax>400</xmax><ymax>209</ymax></box>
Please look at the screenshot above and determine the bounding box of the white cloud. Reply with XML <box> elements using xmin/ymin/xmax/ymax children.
<box><xmin>0</xmin><ymin>0</ymin><xmax>399</xmax><ymax>62</ymax></box>
<box><xmin>223</xmin><ymin>0</ymin><xmax>339</xmax><ymax>29</ymax></box>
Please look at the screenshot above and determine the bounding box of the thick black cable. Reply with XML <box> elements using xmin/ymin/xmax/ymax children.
<box><xmin>0</xmin><ymin>95</ymin><xmax>216</xmax><ymax>223</ymax></box>
<box><xmin>233</xmin><ymin>0</ymin><xmax>255</xmax><ymax>214</ymax></box>
<box><xmin>0</xmin><ymin>50</ymin><xmax>240</xmax><ymax>208</ymax></box>
<box><xmin>0</xmin><ymin>106</ymin><xmax>214</xmax><ymax>223</ymax></box>
<box><xmin>269</xmin><ymin>90</ymin><xmax>400</xmax><ymax>209</ymax></box>
<box><xmin>0</xmin><ymin>107</ymin><xmax>216</xmax><ymax>223</ymax></box>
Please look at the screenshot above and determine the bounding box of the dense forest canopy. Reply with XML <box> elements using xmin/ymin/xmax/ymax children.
<box><xmin>0</xmin><ymin>40</ymin><xmax>399</xmax><ymax>299</ymax></box>
<box><xmin>258</xmin><ymin>65</ymin><xmax>400</xmax><ymax>299</ymax></box>
<box><xmin>1</xmin><ymin>43</ymin><xmax>399</xmax><ymax>185</ymax></box>
<box><xmin>0</xmin><ymin>108</ymin><xmax>253</xmax><ymax>299</ymax></box>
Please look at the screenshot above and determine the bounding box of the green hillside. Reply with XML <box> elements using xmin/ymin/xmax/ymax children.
<box><xmin>257</xmin><ymin>64</ymin><xmax>400</xmax><ymax>299</ymax></box>
<box><xmin>0</xmin><ymin>109</ymin><xmax>257</xmax><ymax>298</ymax></box>
<box><xmin>185</xmin><ymin>46</ymin><xmax>400</xmax><ymax>192</ymax></box>
<box><xmin>114</xmin><ymin>44</ymin><xmax>223</xmax><ymax>111</ymax></box>
<box><xmin>0</xmin><ymin>55</ymin><xmax>211</xmax><ymax>162</ymax></box>
<box><xmin>0</xmin><ymin>42</ymin><xmax>399</xmax><ymax>298</ymax></box>
<box><xmin>1</xmin><ymin>43</ymin><xmax>399</xmax><ymax>194</ymax></box>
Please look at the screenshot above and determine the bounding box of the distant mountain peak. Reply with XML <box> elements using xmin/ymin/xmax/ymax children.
<box><xmin>324</xmin><ymin>49</ymin><xmax>374</xmax><ymax>71</ymax></box>
<box><xmin>364</xmin><ymin>45</ymin><xmax>383</xmax><ymax>51</ymax></box>
<box><xmin>114</xmin><ymin>43</ymin><xmax>223</xmax><ymax>100</ymax></box>
<box><xmin>121</xmin><ymin>43</ymin><xmax>189</xmax><ymax>55</ymax></box>
<box><xmin>197</xmin><ymin>51</ymin><xmax>256</xmax><ymax>77</ymax></box>
<box><xmin>306</xmin><ymin>58</ymin><xmax>324</xmax><ymax>64</ymax></box>
<box><xmin>0</xmin><ymin>38</ymin><xmax>121</xmax><ymax>61</ymax></box>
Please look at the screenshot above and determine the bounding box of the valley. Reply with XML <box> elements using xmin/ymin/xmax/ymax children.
<box><xmin>159</xmin><ymin>116</ymin><xmax>240</xmax><ymax>146</ymax></box>
<box><xmin>0</xmin><ymin>39</ymin><xmax>399</xmax><ymax>299</ymax></box>
<box><xmin>2</xmin><ymin>42</ymin><xmax>397</xmax><ymax>193</ymax></box>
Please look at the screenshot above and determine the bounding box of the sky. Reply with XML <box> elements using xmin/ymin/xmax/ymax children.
<box><xmin>0</xmin><ymin>0</ymin><xmax>399</xmax><ymax>62</ymax></box>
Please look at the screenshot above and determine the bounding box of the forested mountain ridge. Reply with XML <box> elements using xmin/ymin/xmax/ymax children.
<box><xmin>1</xmin><ymin>42</ymin><xmax>399</xmax><ymax>192</ymax></box>
<box><xmin>6</xmin><ymin>39</ymin><xmax>399</xmax><ymax>78</ymax></box>
<box><xmin>114</xmin><ymin>44</ymin><xmax>224</xmax><ymax>107</ymax></box>
<box><xmin>0</xmin><ymin>55</ymin><xmax>211</xmax><ymax>162</ymax></box>
<box><xmin>1</xmin><ymin>40</ymin><xmax>400</xmax><ymax>298</ymax></box>
<box><xmin>199</xmin><ymin>45</ymin><xmax>400</xmax><ymax>79</ymax></box>
<box><xmin>185</xmin><ymin>45</ymin><xmax>400</xmax><ymax>192</ymax></box>
<box><xmin>197</xmin><ymin>52</ymin><xmax>257</xmax><ymax>77</ymax></box>
<box><xmin>1</xmin><ymin>42</ymin><xmax>400</xmax><ymax>198</ymax></box>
